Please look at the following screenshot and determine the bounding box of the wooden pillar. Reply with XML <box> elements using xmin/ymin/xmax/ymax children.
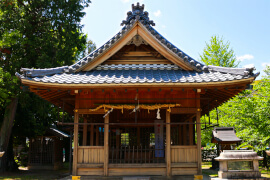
<box><xmin>83</xmin><ymin>118</ymin><xmax>87</xmax><ymax>146</ymax></box>
<box><xmin>196</xmin><ymin>93</ymin><xmax>202</xmax><ymax>174</ymax></box>
<box><xmin>72</xmin><ymin>102</ymin><xmax>79</xmax><ymax>175</ymax></box>
<box><xmin>104</xmin><ymin>115</ymin><xmax>109</xmax><ymax>176</ymax></box>
<box><xmin>90</xmin><ymin>125</ymin><xmax>94</xmax><ymax>146</ymax></box>
<box><xmin>166</xmin><ymin>111</ymin><xmax>171</xmax><ymax>177</ymax></box>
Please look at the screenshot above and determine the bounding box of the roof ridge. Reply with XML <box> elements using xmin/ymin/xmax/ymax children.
<box><xmin>208</xmin><ymin>65</ymin><xmax>256</xmax><ymax>76</ymax></box>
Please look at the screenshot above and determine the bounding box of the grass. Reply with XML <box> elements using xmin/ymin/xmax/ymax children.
<box><xmin>202</xmin><ymin>162</ymin><xmax>218</xmax><ymax>178</ymax></box>
<box><xmin>260</xmin><ymin>167</ymin><xmax>270</xmax><ymax>178</ymax></box>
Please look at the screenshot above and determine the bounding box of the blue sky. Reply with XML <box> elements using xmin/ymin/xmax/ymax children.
<box><xmin>81</xmin><ymin>0</ymin><xmax>270</xmax><ymax>79</ymax></box>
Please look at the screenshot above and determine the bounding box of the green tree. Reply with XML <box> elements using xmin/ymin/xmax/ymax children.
<box><xmin>82</xmin><ymin>39</ymin><xmax>96</xmax><ymax>58</ymax></box>
<box><xmin>0</xmin><ymin>0</ymin><xmax>91</xmax><ymax>171</ymax></box>
<box><xmin>202</xmin><ymin>66</ymin><xmax>270</xmax><ymax>150</ymax></box>
<box><xmin>264</xmin><ymin>65</ymin><xmax>270</xmax><ymax>77</ymax></box>
<box><xmin>200</xmin><ymin>35</ymin><xmax>239</xmax><ymax>67</ymax></box>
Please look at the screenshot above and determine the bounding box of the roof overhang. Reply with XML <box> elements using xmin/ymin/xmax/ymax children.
<box><xmin>21</xmin><ymin>76</ymin><xmax>255</xmax><ymax>89</ymax></box>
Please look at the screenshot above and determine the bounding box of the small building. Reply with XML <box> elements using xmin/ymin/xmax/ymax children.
<box><xmin>16</xmin><ymin>3</ymin><xmax>258</xmax><ymax>177</ymax></box>
<box><xmin>28</xmin><ymin>127</ymin><xmax>69</xmax><ymax>170</ymax></box>
<box><xmin>212</xmin><ymin>127</ymin><xmax>242</xmax><ymax>151</ymax></box>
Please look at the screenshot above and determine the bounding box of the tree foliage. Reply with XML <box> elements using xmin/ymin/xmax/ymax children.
<box><xmin>0</xmin><ymin>0</ymin><xmax>92</xmax><ymax>170</ymax></box>
<box><xmin>200</xmin><ymin>35</ymin><xmax>239</xmax><ymax>67</ymax></box>
<box><xmin>0</xmin><ymin>0</ymin><xmax>91</xmax><ymax>135</ymax></box>
<box><xmin>201</xmin><ymin>66</ymin><xmax>270</xmax><ymax>150</ymax></box>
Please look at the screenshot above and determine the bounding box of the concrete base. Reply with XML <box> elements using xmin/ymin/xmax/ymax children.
<box><xmin>218</xmin><ymin>171</ymin><xmax>262</xmax><ymax>179</ymax></box>
<box><xmin>211</xmin><ymin>178</ymin><xmax>268</xmax><ymax>180</ymax></box>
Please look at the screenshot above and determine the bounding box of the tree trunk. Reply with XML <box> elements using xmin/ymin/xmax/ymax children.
<box><xmin>0</xmin><ymin>97</ymin><xmax>18</xmax><ymax>172</ymax></box>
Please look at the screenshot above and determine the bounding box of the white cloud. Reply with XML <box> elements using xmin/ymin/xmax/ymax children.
<box><xmin>236</xmin><ymin>54</ymin><xmax>254</xmax><ymax>61</ymax></box>
<box><xmin>262</xmin><ymin>62</ymin><xmax>270</xmax><ymax>67</ymax></box>
<box><xmin>244</xmin><ymin>64</ymin><xmax>255</xmax><ymax>68</ymax></box>
<box><xmin>154</xmin><ymin>10</ymin><xmax>161</xmax><ymax>17</ymax></box>
<box><xmin>162</xmin><ymin>25</ymin><xmax>166</xmax><ymax>28</ymax></box>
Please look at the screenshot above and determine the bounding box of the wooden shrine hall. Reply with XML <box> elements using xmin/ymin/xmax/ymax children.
<box><xmin>16</xmin><ymin>3</ymin><xmax>258</xmax><ymax>177</ymax></box>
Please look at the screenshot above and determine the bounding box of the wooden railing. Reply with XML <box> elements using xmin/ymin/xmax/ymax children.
<box><xmin>171</xmin><ymin>146</ymin><xmax>197</xmax><ymax>163</ymax></box>
<box><xmin>109</xmin><ymin>146</ymin><xmax>165</xmax><ymax>164</ymax></box>
<box><xmin>78</xmin><ymin>146</ymin><xmax>104</xmax><ymax>164</ymax></box>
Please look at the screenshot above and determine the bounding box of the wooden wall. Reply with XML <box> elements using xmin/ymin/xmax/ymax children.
<box><xmin>77</xmin><ymin>89</ymin><xmax>197</xmax><ymax>109</ymax></box>
<box><xmin>171</xmin><ymin>146</ymin><xmax>197</xmax><ymax>163</ymax></box>
<box><xmin>77</xmin><ymin>146</ymin><xmax>104</xmax><ymax>164</ymax></box>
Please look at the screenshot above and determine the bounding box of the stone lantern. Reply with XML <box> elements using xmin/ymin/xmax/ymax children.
<box><xmin>213</xmin><ymin>150</ymin><xmax>266</xmax><ymax>180</ymax></box>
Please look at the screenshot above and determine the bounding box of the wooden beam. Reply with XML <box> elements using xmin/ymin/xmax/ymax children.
<box><xmin>166</xmin><ymin>111</ymin><xmax>171</xmax><ymax>177</ymax></box>
<box><xmin>104</xmin><ymin>59</ymin><xmax>170</xmax><ymax>64</ymax></box>
<box><xmin>196</xmin><ymin>93</ymin><xmax>202</xmax><ymax>174</ymax></box>
<box><xmin>72</xmin><ymin>95</ymin><xmax>79</xmax><ymax>175</ymax></box>
<box><xmin>171</xmin><ymin>108</ymin><xmax>197</xmax><ymax>114</ymax></box>
<box><xmin>104</xmin><ymin>115</ymin><xmax>109</xmax><ymax>176</ymax></box>
<box><xmin>123</xmin><ymin>51</ymin><xmax>153</xmax><ymax>56</ymax></box>
<box><xmin>76</xmin><ymin>109</ymin><xmax>105</xmax><ymax>114</ymax></box>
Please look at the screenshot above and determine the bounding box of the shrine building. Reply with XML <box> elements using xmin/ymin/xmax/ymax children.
<box><xmin>16</xmin><ymin>3</ymin><xmax>258</xmax><ymax>177</ymax></box>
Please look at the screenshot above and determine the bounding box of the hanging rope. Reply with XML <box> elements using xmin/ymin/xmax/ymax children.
<box><xmin>89</xmin><ymin>104</ymin><xmax>180</xmax><ymax>113</ymax></box>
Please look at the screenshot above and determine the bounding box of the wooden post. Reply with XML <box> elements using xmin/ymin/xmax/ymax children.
<box><xmin>83</xmin><ymin>118</ymin><xmax>87</xmax><ymax>146</ymax></box>
<box><xmin>72</xmin><ymin>97</ymin><xmax>79</xmax><ymax>175</ymax></box>
<box><xmin>166</xmin><ymin>111</ymin><xmax>171</xmax><ymax>177</ymax></box>
<box><xmin>196</xmin><ymin>93</ymin><xmax>202</xmax><ymax>174</ymax></box>
<box><xmin>104</xmin><ymin>115</ymin><xmax>109</xmax><ymax>176</ymax></box>
<box><xmin>72</xmin><ymin>111</ymin><xmax>79</xmax><ymax>175</ymax></box>
<box><xmin>90</xmin><ymin>125</ymin><xmax>94</xmax><ymax>146</ymax></box>
<box><xmin>69</xmin><ymin>131</ymin><xmax>72</xmax><ymax>174</ymax></box>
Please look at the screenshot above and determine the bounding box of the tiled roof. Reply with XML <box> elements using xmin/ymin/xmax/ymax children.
<box><xmin>16</xmin><ymin>64</ymin><xmax>256</xmax><ymax>84</ymax></box>
<box><xmin>212</xmin><ymin>127</ymin><xmax>242</xmax><ymax>143</ymax></box>
<box><xmin>18</xmin><ymin>3</ymin><xmax>206</xmax><ymax>76</ymax></box>
<box><xmin>16</xmin><ymin>3</ymin><xmax>258</xmax><ymax>84</ymax></box>
<box><xmin>45</xmin><ymin>127</ymin><xmax>70</xmax><ymax>138</ymax></box>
